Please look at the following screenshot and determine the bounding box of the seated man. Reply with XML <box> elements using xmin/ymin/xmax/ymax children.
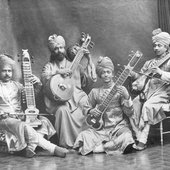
<box><xmin>130</xmin><ymin>28</ymin><xmax>170</xmax><ymax>150</ymax></box>
<box><xmin>0</xmin><ymin>54</ymin><xmax>68</xmax><ymax>158</ymax></box>
<box><xmin>41</xmin><ymin>34</ymin><xmax>97</xmax><ymax>148</ymax></box>
<box><xmin>73</xmin><ymin>56</ymin><xmax>135</xmax><ymax>155</ymax></box>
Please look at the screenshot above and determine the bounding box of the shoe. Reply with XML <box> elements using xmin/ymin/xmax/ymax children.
<box><xmin>54</xmin><ymin>146</ymin><xmax>68</xmax><ymax>158</ymax></box>
<box><xmin>133</xmin><ymin>142</ymin><xmax>146</xmax><ymax>151</ymax></box>
<box><xmin>123</xmin><ymin>143</ymin><xmax>136</xmax><ymax>154</ymax></box>
<box><xmin>25</xmin><ymin>147</ymin><xmax>36</xmax><ymax>158</ymax></box>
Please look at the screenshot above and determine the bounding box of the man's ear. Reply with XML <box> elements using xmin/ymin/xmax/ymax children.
<box><xmin>112</xmin><ymin>70</ymin><xmax>114</xmax><ymax>78</ymax></box>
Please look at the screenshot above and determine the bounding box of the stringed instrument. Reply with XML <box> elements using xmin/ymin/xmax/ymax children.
<box><xmin>46</xmin><ymin>33</ymin><xmax>94</xmax><ymax>102</ymax></box>
<box><xmin>21</xmin><ymin>49</ymin><xmax>42</xmax><ymax>128</ymax></box>
<box><xmin>132</xmin><ymin>53</ymin><xmax>170</xmax><ymax>92</ymax></box>
<box><xmin>86</xmin><ymin>51</ymin><xmax>143</xmax><ymax>130</ymax></box>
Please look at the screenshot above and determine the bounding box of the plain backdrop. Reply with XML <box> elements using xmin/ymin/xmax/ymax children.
<box><xmin>0</xmin><ymin>0</ymin><xmax>158</xmax><ymax>90</ymax></box>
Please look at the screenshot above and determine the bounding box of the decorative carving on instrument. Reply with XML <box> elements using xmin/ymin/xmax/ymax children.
<box><xmin>85</xmin><ymin>51</ymin><xmax>143</xmax><ymax>130</ymax></box>
<box><xmin>21</xmin><ymin>49</ymin><xmax>42</xmax><ymax>128</ymax></box>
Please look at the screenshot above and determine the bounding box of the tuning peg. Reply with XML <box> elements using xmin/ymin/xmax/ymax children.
<box><xmin>117</xmin><ymin>71</ymin><xmax>122</xmax><ymax>75</ymax></box>
<box><xmin>89</xmin><ymin>44</ymin><xmax>94</xmax><ymax>48</ymax></box>
<box><xmin>90</xmin><ymin>42</ymin><xmax>94</xmax><ymax>46</ymax></box>
<box><xmin>17</xmin><ymin>59</ymin><xmax>21</xmax><ymax>62</ymax></box>
<box><xmin>81</xmin><ymin>32</ymin><xmax>86</xmax><ymax>36</ymax></box>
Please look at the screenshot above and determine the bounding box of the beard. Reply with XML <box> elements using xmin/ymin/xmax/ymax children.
<box><xmin>51</xmin><ymin>51</ymin><xmax>66</xmax><ymax>62</ymax></box>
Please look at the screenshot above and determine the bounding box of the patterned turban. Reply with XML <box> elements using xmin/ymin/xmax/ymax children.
<box><xmin>152</xmin><ymin>28</ymin><xmax>170</xmax><ymax>46</ymax></box>
<box><xmin>48</xmin><ymin>34</ymin><xmax>66</xmax><ymax>51</ymax></box>
<box><xmin>96</xmin><ymin>56</ymin><xmax>114</xmax><ymax>77</ymax></box>
<box><xmin>0</xmin><ymin>54</ymin><xmax>15</xmax><ymax>70</ymax></box>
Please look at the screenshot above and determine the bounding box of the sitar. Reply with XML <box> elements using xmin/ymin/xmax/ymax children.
<box><xmin>85</xmin><ymin>51</ymin><xmax>143</xmax><ymax>130</ymax></box>
<box><xmin>46</xmin><ymin>33</ymin><xmax>94</xmax><ymax>102</ymax></box>
<box><xmin>132</xmin><ymin>53</ymin><xmax>170</xmax><ymax>92</ymax></box>
<box><xmin>21</xmin><ymin>49</ymin><xmax>42</xmax><ymax>128</ymax></box>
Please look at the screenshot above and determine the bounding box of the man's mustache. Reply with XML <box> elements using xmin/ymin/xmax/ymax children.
<box><xmin>4</xmin><ymin>76</ymin><xmax>11</xmax><ymax>79</ymax></box>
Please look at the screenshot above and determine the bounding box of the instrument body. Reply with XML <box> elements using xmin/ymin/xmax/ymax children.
<box><xmin>46</xmin><ymin>33</ymin><xmax>93</xmax><ymax>102</ymax></box>
<box><xmin>21</xmin><ymin>49</ymin><xmax>42</xmax><ymax>127</ymax></box>
<box><xmin>132</xmin><ymin>54</ymin><xmax>170</xmax><ymax>91</ymax></box>
<box><xmin>86</xmin><ymin>51</ymin><xmax>143</xmax><ymax>130</ymax></box>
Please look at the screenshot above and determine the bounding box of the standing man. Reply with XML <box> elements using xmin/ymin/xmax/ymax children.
<box><xmin>130</xmin><ymin>28</ymin><xmax>170</xmax><ymax>150</ymax></box>
<box><xmin>0</xmin><ymin>54</ymin><xmax>68</xmax><ymax>158</ymax></box>
<box><xmin>41</xmin><ymin>34</ymin><xmax>97</xmax><ymax>149</ymax></box>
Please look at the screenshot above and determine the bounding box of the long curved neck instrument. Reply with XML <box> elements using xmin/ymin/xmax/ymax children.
<box><xmin>86</xmin><ymin>51</ymin><xmax>143</xmax><ymax>130</ymax></box>
<box><xmin>22</xmin><ymin>49</ymin><xmax>42</xmax><ymax>128</ymax></box>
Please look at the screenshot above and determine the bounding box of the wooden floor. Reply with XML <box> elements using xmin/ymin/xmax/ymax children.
<box><xmin>1</xmin><ymin>141</ymin><xmax>170</xmax><ymax>170</ymax></box>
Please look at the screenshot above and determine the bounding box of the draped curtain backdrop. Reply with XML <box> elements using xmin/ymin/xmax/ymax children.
<box><xmin>158</xmin><ymin>0</ymin><xmax>170</xmax><ymax>32</ymax></box>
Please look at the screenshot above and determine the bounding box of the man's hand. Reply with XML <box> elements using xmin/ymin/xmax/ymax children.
<box><xmin>116</xmin><ymin>86</ymin><xmax>130</xmax><ymax>100</ymax></box>
<box><xmin>150</xmin><ymin>66</ymin><xmax>163</xmax><ymax>77</ymax></box>
<box><xmin>0</xmin><ymin>111</ymin><xmax>8</xmax><ymax>120</ymax></box>
<box><xmin>89</xmin><ymin>108</ymin><xmax>101</xmax><ymax>117</ymax></box>
<box><xmin>57</xmin><ymin>69</ymin><xmax>72</xmax><ymax>78</ymax></box>
<box><xmin>28</xmin><ymin>74</ymin><xmax>41</xmax><ymax>85</ymax></box>
<box><xmin>83</xmin><ymin>48</ymin><xmax>91</xmax><ymax>61</ymax></box>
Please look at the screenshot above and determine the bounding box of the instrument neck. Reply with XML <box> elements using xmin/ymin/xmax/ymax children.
<box><xmin>22</xmin><ymin>61</ymin><xmax>36</xmax><ymax>108</ymax></box>
<box><xmin>99</xmin><ymin>69</ymin><xmax>130</xmax><ymax>112</ymax></box>
<box><xmin>69</xmin><ymin>49</ymin><xmax>84</xmax><ymax>72</ymax></box>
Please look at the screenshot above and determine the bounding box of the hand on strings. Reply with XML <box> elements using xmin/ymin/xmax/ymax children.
<box><xmin>89</xmin><ymin>108</ymin><xmax>101</xmax><ymax>117</ymax></box>
<box><xmin>58</xmin><ymin>68</ymin><xmax>72</xmax><ymax>78</ymax></box>
<box><xmin>116</xmin><ymin>86</ymin><xmax>130</xmax><ymax>100</ymax></box>
<box><xmin>150</xmin><ymin>66</ymin><xmax>163</xmax><ymax>77</ymax></box>
<box><xmin>28</xmin><ymin>74</ymin><xmax>41</xmax><ymax>85</ymax></box>
<box><xmin>0</xmin><ymin>111</ymin><xmax>8</xmax><ymax>120</ymax></box>
<box><xmin>82</xmin><ymin>48</ymin><xmax>91</xmax><ymax>60</ymax></box>
<box><xmin>129</xmin><ymin>70</ymin><xmax>137</xmax><ymax>78</ymax></box>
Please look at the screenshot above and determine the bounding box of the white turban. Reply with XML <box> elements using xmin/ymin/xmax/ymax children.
<box><xmin>152</xmin><ymin>28</ymin><xmax>170</xmax><ymax>46</ymax></box>
<box><xmin>96</xmin><ymin>56</ymin><xmax>114</xmax><ymax>77</ymax></box>
<box><xmin>0</xmin><ymin>54</ymin><xmax>15</xmax><ymax>69</ymax></box>
<box><xmin>48</xmin><ymin>34</ymin><xmax>66</xmax><ymax>51</ymax></box>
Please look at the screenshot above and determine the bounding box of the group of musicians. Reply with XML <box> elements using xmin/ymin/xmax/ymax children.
<box><xmin>0</xmin><ymin>28</ymin><xmax>170</xmax><ymax>158</ymax></box>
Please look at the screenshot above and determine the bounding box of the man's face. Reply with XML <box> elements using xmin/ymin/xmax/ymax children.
<box><xmin>0</xmin><ymin>64</ymin><xmax>13</xmax><ymax>82</ymax></box>
<box><xmin>153</xmin><ymin>42</ymin><xmax>168</xmax><ymax>57</ymax></box>
<box><xmin>52</xmin><ymin>44</ymin><xmax>66</xmax><ymax>61</ymax></box>
<box><xmin>100</xmin><ymin>68</ymin><xmax>114</xmax><ymax>83</ymax></box>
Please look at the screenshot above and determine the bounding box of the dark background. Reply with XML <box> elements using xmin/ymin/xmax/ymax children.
<box><xmin>0</xmin><ymin>0</ymin><xmax>158</xmax><ymax>87</ymax></box>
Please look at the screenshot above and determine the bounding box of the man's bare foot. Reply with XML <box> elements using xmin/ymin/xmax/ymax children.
<box><xmin>54</xmin><ymin>146</ymin><xmax>68</xmax><ymax>158</ymax></box>
<box><xmin>133</xmin><ymin>142</ymin><xmax>146</xmax><ymax>151</ymax></box>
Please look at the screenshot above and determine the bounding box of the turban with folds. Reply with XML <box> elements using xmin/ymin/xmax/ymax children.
<box><xmin>96</xmin><ymin>56</ymin><xmax>114</xmax><ymax>77</ymax></box>
<box><xmin>48</xmin><ymin>34</ymin><xmax>66</xmax><ymax>51</ymax></box>
<box><xmin>0</xmin><ymin>54</ymin><xmax>15</xmax><ymax>70</ymax></box>
<box><xmin>152</xmin><ymin>28</ymin><xmax>170</xmax><ymax>46</ymax></box>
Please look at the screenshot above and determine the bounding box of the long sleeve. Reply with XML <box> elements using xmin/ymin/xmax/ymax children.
<box><xmin>83</xmin><ymin>89</ymin><xmax>97</xmax><ymax>115</ymax></box>
<box><xmin>161</xmin><ymin>71</ymin><xmax>170</xmax><ymax>82</ymax></box>
<box><xmin>160</xmin><ymin>59</ymin><xmax>170</xmax><ymax>82</ymax></box>
<box><xmin>121</xmin><ymin>95</ymin><xmax>134</xmax><ymax>118</ymax></box>
<box><xmin>41</xmin><ymin>63</ymin><xmax>54</xmax><ymax>85</ymax></box>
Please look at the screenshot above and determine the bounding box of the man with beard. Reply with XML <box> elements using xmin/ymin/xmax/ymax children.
<box><xmin>41</xmin><ymin>34</ymin><xmax>97</xmax><ymax>149</ymax></box>
<box><xmin>130</xmin><ymin>28</ymin><xmax>170</xmax><ymax>150</ymax></box>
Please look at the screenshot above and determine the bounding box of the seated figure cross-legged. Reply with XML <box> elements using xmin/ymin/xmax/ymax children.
<box><xmin>73</xmin><ymin>56</ymin><xmax>135</xmax><ymax>155</ymax></box>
